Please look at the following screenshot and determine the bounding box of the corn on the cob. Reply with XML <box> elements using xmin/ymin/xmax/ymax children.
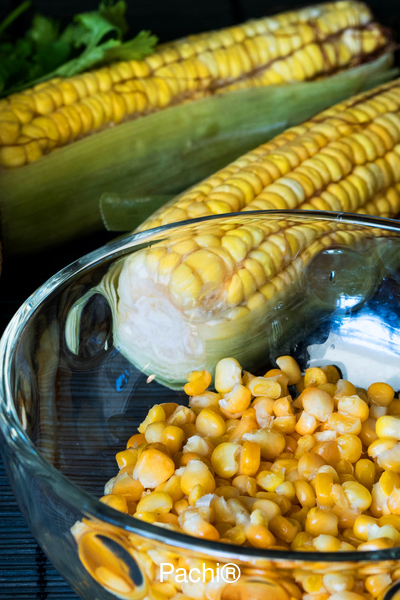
<box><xmin>66</xmin><ymin>215</ymin><xmax>393</xmax><ymax>388</ymax></box>
<box><xmin>140</xmin><ymin>77</ymin><xmax>400</xmax><ymax>231</ymax></box>
<box><xmin>0</xmin><ymin>1</ymin><xmax>389</xmax><ymax>168</ymax></box>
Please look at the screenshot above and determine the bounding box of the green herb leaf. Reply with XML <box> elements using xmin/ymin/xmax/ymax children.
<box><xmin>99</xmin><ymin>0</ymin><xmax>128</xmax><ymax>36</ymax></box>
<box><xmin>0</xmin><ymin>0</ymin><xmax>157</xmax><ymax>97</ymax></box>
<box><xmin>28</xmin><ymin>14</ymin><xmax>59</xmax><ymax>46</ymax></box>
<box><xmin>99</xmin><ymin>30</ymin><xmax>158</xmax><ymax>63</ymax></box>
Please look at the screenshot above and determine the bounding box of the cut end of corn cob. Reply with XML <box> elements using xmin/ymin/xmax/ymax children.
<box><xmin>140</xmin><ymin>76</ymin><xmax>400</xmax><ymax>232</ymax></box>
<box><xmin>0</xmin><ymin>1</ymin><xmax>391</xmax><ymax>168</ymax></box>
<box><xmin>65</xmin><ymin>215</ymin><xmax>393</xmax><ymax>389</ymax></box>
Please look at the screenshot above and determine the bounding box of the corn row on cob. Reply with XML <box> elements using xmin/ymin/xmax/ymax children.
<box><xmin>66</xmin><ymin>215</ymin><xmax>393</xmax><ymax>388</ymax></box>
<box><xmin>140</xmin><ymin>77</ymin><xmax>400</xmax><ymax>231</ymax></box>
<box><xmin>0</xmin><ymin>1</ymin><xmax>389</xmax><ymax>168</ymax></box>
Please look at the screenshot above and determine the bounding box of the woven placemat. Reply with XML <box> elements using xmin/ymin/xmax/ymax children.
<box><xmin>0</xmin><ymin>232</ymin><xmax>117</xmax><ymax>600</ymax></box>
<box><xmin>0</xmin><ymin>458</ymin><xmax>79</xmax><ymax>599</ymax></box>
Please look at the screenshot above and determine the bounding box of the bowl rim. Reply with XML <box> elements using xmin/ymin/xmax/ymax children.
<box><xmin>2</xmin><ymin>209</ymin><xmax>400</xmax><ymax>564</ymax></box>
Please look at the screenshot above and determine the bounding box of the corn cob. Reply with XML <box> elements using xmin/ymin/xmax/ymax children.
<box><xmin>66</xmin><ymin>215</ymin><xmax>394</xmax><ymax>388</ymax></box>
<box><xmin>0</xmin><ymin>1</ymin><xmax>389</xmax><ymax>168</ymax></box>
<box><xmin>140</xmin><ymin>77</ymin><xmax>400</xmax><ymax>231</ymax></box>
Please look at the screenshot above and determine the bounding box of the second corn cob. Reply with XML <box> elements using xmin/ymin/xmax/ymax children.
<box><xmin>0</xmin><ymin>1</ymin><xmax>390</xmax><ymax>168</ymax></box>
<box><xmin>140</xmin><ymin>77</ymin><xmax>400</xmax><ymax>231</ymax></box>
<box><xmin>66</xmin><ymin>214</ymin><xmax>394</xmax><ymax>388</ymax></box>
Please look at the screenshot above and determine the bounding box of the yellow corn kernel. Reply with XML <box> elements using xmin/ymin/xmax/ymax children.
<box><xmin>133</xmin><ymin>448</ymin><xmax>175</xmax><ymax>488</ymax></box>
<box><xmin>167</xmin><ymin>406</ymin><xmax>196</xmax><ymax>427</ymax></box>
<box><xmin>238</xmin><ymin>441</ymin><xmax>261</xmax><ymax>476</ymax></box>
<box><xmin>355</xmin><ymin>459</ymin><xmax>376</xmax><ymax>490</ymax></box>
<box><xmin>304</xmin><ymin>367</ymin><xmax>328</xmax><ymax>387</ymax></box>
<box><xmin>313</xmin><ymin>534</ymin><xmax>342</xmax><ymax>552</ymax></box>
<box><xmin>291</xmin><ymin>531</ymin><xmax>314</xmax><ymax>551</ymax></box>
<box><xmin>301</xmin><ymin>387</ymin><xmax>333</xmax><ymax>422</ymax></box>
<box><xmin>181</xmin><ymin>459</ymin><xmax>216</xmax><ymax>495</ymax></box>
<box><xmin>137</xmin><ymin>491</ymin><xmax>173</xmax><ymax>514</ymax></box>
<box><xmin>368</xmin><ymin>382</ymin><xmax>395</xmax><ymax>407</ymax></box>
<box><xmin>335</xmin><ymin>380</ymin><xmax>357</xmax><ymax>398</ymax></box>
<box><xmin>269</xmin><ymin>515</ymin><xmax>300</xmax><ymax>543</ymax></box>
<box><xmin>276</xmin><ymin>355</ymin><xmax>302</xmax><ymax>385</ymax></box>
<box><xmin>294</xmin><ymin>435</ymin><xmax>315</xmax><ymax>459</ymax></box>
<box><xmin>298</xmin><ymin>452</ymin><xmax>326</xmax><ymax>480</ymax></box>
<box><xmin>368</xmin><ymin>437</ymin><xmax>397</xmax><ymax>458</ymax></box>
<box><xmin>161</xmin><ymin>425</ymin><xmax>185</xmax><ymax>455</ymax></box>
<box><xmin>214</xmin><ymin>358</ymin><xmax>242</xmax><ymax>394</ymax></box>
<box><xmin>314</xmin><ymin>472</ymin><xmax>335</xmax><ymax>507</ymax></box>
<box><xmin>295</xmin><ymin>411</ymin><xmax>318</xmax><ymax>435</ymax></box>
<box><xmin>196</xmin><ymin>408</ymin><xmax>226</xmax><ymax>438</ymax></box>
<box><xmin>386</xmin><ymin>399</ymin><xmax>400</xmax><ymax>419</ymax></box>
<box><xmin>353</xmin><ymin>514</ymin><xmax>379</xmax><ymax>541</ymax></box>
<box><xmin>337</xmin><ymin>434</ymin><xmax>362</xmax><ymax>463</ymax></box>
<box><xmin>182</xmin><ymin>515</ymin><xmax>220</xmax><ymax>541</ymax></box>
<box><xmin>245</xmin><ymin>523</ymin><xmax>276</xmax><ymax>548</ymax></box>
<box><xmin>387</xmin><ymin>488</ymin><xmax>400</xmax><ymax>515</ymax></box>
<box><xmin>379</xmin><ymin>471</ymin><xmax>400</xmax><ymax>497</ymax></box>
<box><xmin>276</xmin><ymin>481</ymin><xmax>296</xmax><ymax>502</ymax></box>
<box><xmin>370</xmin><ymin>405</ymin><xmax>387</xmax><ymax>420</ymax></box>
<box><xmin>252</xmin><ymin>498</ymin><xmax>281</xmax><ymax>521</ymax></box>
<box><xmin>248</xmin><ymin>376</ymin><xmax>281</xmax><ymax>398</ymax></box>
<box><xmin>145</xmin><ymin>421</ymin><xmax>166</xmax><ymax>444</ymax></box>
<box><xmin>342</xmin><ymin>481</ymin><xmax>372</xmax><ymax>511</ymax></box>
<box><xmin>219</xmin><ymin>384</ymin><xmax>251</xmax><ymax>416</ymax></box>
<box><xmin>126</xmin><ymin>433</ymin><xmax>146</xmax><ymax>449</ymax></box>
<box><xmin>273</xmin><ymin>397</ymin><xmax>294</xmax><ymax>417</ymax></box>
<box><xmin>253</xmin><ymin>397</ymin><xmax>274</xmax><ymax>428</ymax></box>
<box><xmin>378</xmin><ymin>514</ymin><xmax>400</xmax><ymax>531</ymax></box>
<box><xmin>257</xmin><ymin>470</ymin><xmax>285</xmax><ymax>492</ymax></box>
<box><xmin>111</xmin><ymin>473</ymin><xmax>144</xmax><ymax>501</ymax></box>
<box><xmin>328</xmin><ymin>412</ymin><xmax>362</xmax><ymax>435</ymax></box>
<box><xmin>242</xmin><ymin>428</ymin><xmax>286</xmax><ymax>460</ymax></box>
<box><xmin>365</xmin><ymin>573</ymin><xmax>392</xmax><ymax>598</ymax></box>
<box><xmin>155</xmin><ymin>475</ymin><xmax>184</xmax><ymax>503</ymax></box>
<box><xmin>360</xmin><ymin>418</ymin><xmax>378</xmax><ymax>446</ymax></box>
<box><xmin>138</xmin><ymin>405</ymin><xmax>166</xmax><ymax>433</ymax></box>
<box><xmin>188</xmin><ymin>483</ymin><xmax>206</xmax><ymax>507</ymax></box>
<box><xmin>99</xmin><ymin>494</ymin><xmax>128</xmax><ymax>513</ymax></box>
<box><xmin>211</xmin><ymin>442</ymin><xmax>241</xmax><ymax>478</ymax></box>
<box><xmin>357</xmin><ymin>538</ymin><xmax>395</xmax><ymax>551</ymax></box>
<box><xmin>232</xmin><ymin>475</ymin><xmax>257</xmax><ymax>497</ymax></box>
<box><xmin>116</xmin><ymin>448</ymin><xmax>138</xmax><ymax>470</ymax></box>
<box><xmin>173</xmin><ymin>499</ymin><xmax>189</xmax><ymax>515</ymax></box>
<box><xmin>376</xmin><ymin>416</ymin><xmax>400</xmax><ymax>440</ymax></box>
<box><xmin>294</xmin><ymin>480</ymin><xmax>316</xmax><ymax>508</ymax></box>
<box><xmin>305</xmin><ymin>507</ymin><xmax>339</xmax><ymax>537</ymax></box>
<box><xmin>184</xmin><ymin>370</ymin><xmax>212</xmax><ymax>396</ymax></box>
<box><xmin>338</xmin><ymin>395</ymin><xmax>369</xmax><ymax>422</ymax></box>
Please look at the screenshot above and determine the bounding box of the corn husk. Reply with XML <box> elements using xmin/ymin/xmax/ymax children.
<box><xmin>0</xmin><ymin>53</ymin><xmax>396</xmax><ymax>255</ymax></box>
<box><xmin>65</xmin><ymin>216</ymin><xmax>390</xmax><ymax>390</ymax></box>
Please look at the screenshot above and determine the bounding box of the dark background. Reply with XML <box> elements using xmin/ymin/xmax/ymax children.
<box><xmin>1</xmin><ymin>0</ymin><xmax>400</xmax><ymax>598</ymax></box>
<box><xmin>1</xmin><ymin>0</ymin><xmax>400</xmax><ymax>47</ymax></box>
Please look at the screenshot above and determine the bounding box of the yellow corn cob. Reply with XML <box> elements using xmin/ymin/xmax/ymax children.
<box><xmin>140</xmin><ymin>77</ymin><xmax>400</xmax><ymax>231</ymax></box>
<box><xmin>66</xmin><ymin>214</ymin><xmax>394</xmax><ymax>389</ymax></box>
<box><xmin>0</xmin><ymin>1</ymin><xmax>389</xmax><ymax>168</ymax></box>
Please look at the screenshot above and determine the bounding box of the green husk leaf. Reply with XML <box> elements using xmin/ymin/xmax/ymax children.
<box><xmin>100</xmin><ymin>193</ymin><xmax>175</xmax><ymax>231</ymax></box>
<box><xmin>0</xmin><ymin>52</ymin><xmax>396</xmax><ymax>255</ymax></box>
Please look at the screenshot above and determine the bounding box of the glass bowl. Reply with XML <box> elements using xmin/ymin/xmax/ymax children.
<box><xmin>2</xmin><ymin>211</ymin><xmax>400</xmax><ymax>600</ymax></box>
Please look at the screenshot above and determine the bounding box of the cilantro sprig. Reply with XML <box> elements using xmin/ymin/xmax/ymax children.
<box><xmin>0</xmin><ymin>0</ymin><xmax>158</xmax><ymax>96</ymax></box>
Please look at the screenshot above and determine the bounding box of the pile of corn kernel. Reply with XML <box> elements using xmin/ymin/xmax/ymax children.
<box><xmin>101</xmin><ymin>355</ymin><xmax>400</xmax><ymax>554</ymax></box>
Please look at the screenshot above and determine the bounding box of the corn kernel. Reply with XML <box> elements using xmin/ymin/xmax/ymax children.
<box><xmin>211</xmin><ymin>442</ymin><xmax>241</xmax><ymax>478</ymax></box>
<box><xmin>368</xmin><ymin>382</ymin><xmax>395</xmax><ymax>407</ymax></box>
